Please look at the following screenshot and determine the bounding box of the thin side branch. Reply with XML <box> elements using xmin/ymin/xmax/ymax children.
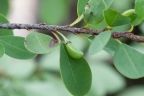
<box><xmin>0</xmin><ymin>23</ymin><xmax>144</xmax><ymax>42</ymax></box>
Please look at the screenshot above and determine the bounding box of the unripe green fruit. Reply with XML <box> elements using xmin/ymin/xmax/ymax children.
<box><xmin>66</xmin><ymin>42</ymin><xmax>84</xmax><ymax>59</ymax></box>
<box><xmin>122</xmin><ymin>9</ymin><xmax>135</xmax><ymax>16</ymax></box>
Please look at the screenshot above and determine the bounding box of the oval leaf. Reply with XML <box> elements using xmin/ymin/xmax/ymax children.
<box><xmin>88</xmin><ymin>36</ymin><xmax>120</xmax><ymax>56</ymax></box>
<box><xmin>104</xmin><ymin>8</ymin><xmax>131</xmax><ymax>27</ymax></box>
<box><xmin>122</xmin><ymin>9</ymin><xmax>141</xmax><ymax>26</ymax></box>
<box><xmin>83</xmin><ymin>0</ymin><xmax>113</xmax><ymax>25</ymax></box>
<box><xmin>135</xmin><ymin>0</ymin><xmax>144</xmax><ymax>23</ymax></box>
<box><xmin>60</xmin><ymin>43</ymin><xmax>92</xmax><ymax>96</ymax></box>
<box><xmin>114</xmin><ymin>44</ymin><xmax>144</xmax><ymax>79</ymax></box>
<box><xmin>104</xmin><ymin>38</ymin><xmax>120</xmax><ymax>56</ymax></box>
<box><xmin>77</xmin><ymin>0</ymin><xmax>89</xmax><ymax>17</ymax></box>
<box><xmin>132</xmin><ymin>16</ymin><xmax>142</xmax><ymax>26</ymax></box>
<box><xmin>127</xmin><ymin>13</ymin><xmax>141</xmax><ymax>26</ymax></box>
<box><xmin>0</xmin><ymin>14</ymin><xmax>13</xmax><ymax>36</ymax></box>
<box><xmin>25</xmin><ymin>32</ymin><xmax>59</xmax><ymax>54</ymax></box>
<box><xmin>0</xmin><ymin>43</ymin><xmax>4</xmax><ymax>58</ymax></box>
<box><xmin>89</xmin><ymin>30</ymin><xmax>111</xmax><ymax>55</ymax></box>
<box><xmin>0</xmin><ymin>36</ymin><xmax>37</xmax><ymax>59</ymax></box>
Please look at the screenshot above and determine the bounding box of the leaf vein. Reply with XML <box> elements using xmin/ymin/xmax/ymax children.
<box><xmin>101</xmin><ymin>0</ymin><xmax>107</xmax><ymax>8</ymax></box>
<box><xmin>0</xmin><ymin>40</ymin><xmax>30</xmax><ymax>53</ymax></box>
<box><xmin>110</xmin><ymin>13</ymin><xmax>119</xmax><ymax>26</ymax></box>
<box><xmin>34</xmin><ymin>33</ymin><xmax>48</xmax><ymax>52</ymax></box>
<box><xmin>62</xmin><ymin>45</ymin><xmax>80</xmax><ymax>94</ymax></box>
<box><xmin>122</xmin><ymin>46</ymin><xmax>140</xmax><ymax>75</ymax></box>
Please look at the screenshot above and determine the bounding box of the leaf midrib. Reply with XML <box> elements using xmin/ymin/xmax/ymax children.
<box><xmin>0</xmin><ymin>40</ymin><xmax>30</xmax><ymax>53</ymax></box>
<box><xmin>101</xmin><ymin>0</ymin><xmax>107</xmax><ymax>8</ymax></box>
<box><xmin>34</xmin><ymin>33</ymin><xmax>48</xmax><ymax>52</ymax></box>
<box><xmin>97</xmin><ymin>36</ymin><xmax>103</xmax><ymax>48</ymax></box>
<box><xmin>110</xmin><ymin>13</ymin><xmax>119</xmax><ymax>26</ymax></box>
<box><xmin>62</xmin><ymin>44</ymin><xmax>80</xmax><ymax>95</ymax></box>
<box><xmin>122</xmin><ymin>45</ymin><xmax>140</xmax><ymax>76</ymax></box>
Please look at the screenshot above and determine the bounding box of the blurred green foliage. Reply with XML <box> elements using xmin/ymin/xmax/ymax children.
<box><xmin>0</xmin><ymin>0</ymin><xmax>9</xmax><ymax>16</ymax></box>
<box><xmin>39</xmin><ymin>0</ymin><xmax>70</xmax><ymax>25</ymax></box>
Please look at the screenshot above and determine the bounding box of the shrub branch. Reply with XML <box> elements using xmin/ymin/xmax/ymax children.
<box><xmin>0</xmin><ymin>23</ymin><xmax>144</xmax><ymax>42</ymax></box>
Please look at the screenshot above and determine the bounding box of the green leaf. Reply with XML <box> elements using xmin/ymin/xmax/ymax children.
<box><xmin>87</xmin><ymin>32</ymin><xmax>119</xmax><ymax>56</ymax></box>
<box><xmin>122</xmin><ymin>9</ymin><xmax>135</xmax><ymax>17</ymax></box>
<box><xmin>60</xmin><ymin>43</ymin><xmax>92</xmax><ymax>96</ymax></box>
<box><xmin>128</xmin><ymin>13</ymin><xmax>137</xmax><ymax>22</ymax></box>
<box><xmin>122</xmin><ymin>9</ymin><xmax>137</xmax><ymax>23</ymax></box>
<box><xmin>77</xmin><ymin>0</ymin><xmax>89</xmax><ymax>17</ymax></box>
<box><xmin>104</xmin><ymin>8</ymin><xmax>131</xmax><ymax>27</ymax></box>
<box><xmin>104</xmin><ymin>38</ymin><xmax>120</xmax><ymax>56</ymax></box>
<box><xmin>122</xmin><ymin>9</ymin><xmax>141</xmax><ymax>26</ymax></box>
<box><xmin>25</xmin><ymin>32</ymin><xmax>59</xmax><ymax>54</ymax></box>
<box><xmin>135</xmin><ymin>0</ymin><xmax>144</xmax><ymax>23</ymax></box>
<box><xmin>0</xmin><ymin>14</ymin><xmax>13</xmax><ymax>36</ymax></box>
<box><xmin>39</xmin><ymin>0</ymin><xmax>69</xmax><ymax>25</ymax></box>
<box><xmin>0</xmin><ymin>36</ymin><xmax>37</xmax><ymax>59</ymax></box>
<box><xmin>83</xmin><ymin>0</ymin><xmax>113</xmax><ymax>25</ymax></box>
<box><xmin>104</xmin><ymin>0</ymin><xmax>114</xmax><ymax>7</ymax></box>
<box><xmin>89</xmin><ymin>31</ymin><xmax>111</xmax><ymax>55</ymax></box>
<box><xmin>0</xmin><ymin>0</ymin><xmax>9</xmax><ymax>15</ymax></box>
<box><xmin>0</xmin><ymin>43</ymin><xmax>4</xmax><ymax>58</ymax></box>
<box><xmin>130</xmin><ymin>13</ymin><xmax>142</xmax><ymax>26</ymax></box>
<box><xmin>114</xmin><ymin>44</ymin><xmax>144</xmax><ymax>79</ymax></box>
<box><xmin>88</xmin><ymin>20</ymin><xmax>108</xmax><ymax>30</ymax></box>
<box><xmin>132</xmin><ymin>17</ymin><xmax>142</xmax><ymax>26</ymax></box>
